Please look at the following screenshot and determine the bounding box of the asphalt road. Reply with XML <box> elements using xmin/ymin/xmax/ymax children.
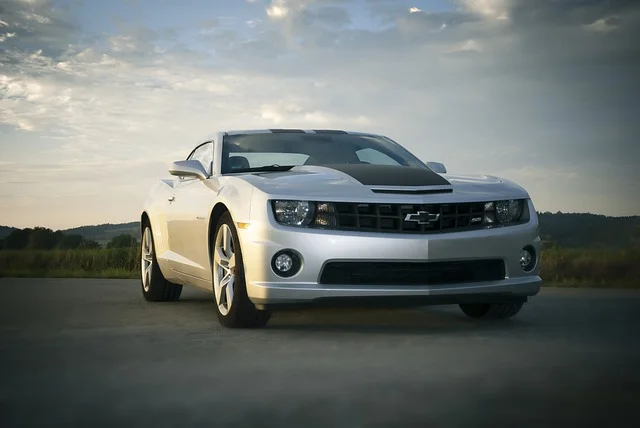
<box><xmin>1</xmin><ymin>279</ymin><xmax>639</xmax><ymax>428</ymax></box>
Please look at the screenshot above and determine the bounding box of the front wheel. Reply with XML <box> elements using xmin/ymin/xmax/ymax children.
<box><xmin>141</xmin><ymin>223</ymin><xmax>182</xmax><ymax>302</ymax></box>
<box><xmin>459</xmin><ymin>302</ymin><xmax>524</xmax><ymax>319</ymax></box>
<box><xmin>212</xmin><ymin>212</ymin><xmax>271</xmax><ymax>328</ymax></box>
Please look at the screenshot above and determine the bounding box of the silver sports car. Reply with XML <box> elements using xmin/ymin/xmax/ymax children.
<box><xmin>140</xmin><ymin>129</ymin><xmax>541</xmax><ymax>328</ymax></box>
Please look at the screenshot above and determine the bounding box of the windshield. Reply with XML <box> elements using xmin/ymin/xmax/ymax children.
<box><xmin>221</xmin><ymin>132</ymin><xmax>426</xmax><ymax>174</ymax></box>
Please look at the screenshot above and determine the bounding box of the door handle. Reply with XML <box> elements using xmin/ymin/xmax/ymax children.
<box><xmin>168</xmin><ymin>195</ymin><xmax>175</xmax><ymax>202</ymax></box>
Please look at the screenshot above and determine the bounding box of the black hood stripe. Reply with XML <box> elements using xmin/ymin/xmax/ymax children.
<box><xmin>321</xmin><ymin>164</ymin><xmax>451</xmax><ymax>187</ymax></box>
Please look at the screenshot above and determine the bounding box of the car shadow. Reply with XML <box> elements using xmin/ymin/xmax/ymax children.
<box><xmin>173</xmin><ymin>293</ymin><xmax>531</xmax><ymax>334</ymax></box>
<box><xmin>265</xmin><ymin>306</ymin><xmax>531</xmax><ymax>334</ymax></box>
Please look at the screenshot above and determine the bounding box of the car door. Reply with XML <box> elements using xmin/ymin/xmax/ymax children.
<box><xmin>166</xmin><ymin>141</ymin><xmax>216</xmax><ymax>281</ymax></box>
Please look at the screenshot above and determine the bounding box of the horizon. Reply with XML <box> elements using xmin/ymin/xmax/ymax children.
<box><xmin>1</xmin><ymin>0</ymin><xmax>639</xmax><ymax>229</ymax></box>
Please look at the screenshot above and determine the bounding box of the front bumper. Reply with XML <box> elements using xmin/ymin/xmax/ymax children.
<box><xmin>238</xmin><ymin>205</ymin><xmax>542</xmax><ymax>309</ymax></box>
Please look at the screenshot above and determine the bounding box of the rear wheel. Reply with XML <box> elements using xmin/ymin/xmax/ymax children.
<box><xmin>141</xmin><ymin>223</ymin><xmax>182</xmax><ymax>302</ymax></box>
<box><xmin>212</xmin><ymin>212</ymin><xmax>271</xmax><ymax>328</ymax></box>
<box><xmin>459</xmin><ymin>302</ymin><xmax>524</xmax><ymax>319</ymax></box>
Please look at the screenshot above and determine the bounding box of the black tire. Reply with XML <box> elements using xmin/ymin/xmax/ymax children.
<box><xmin>459</xmin><ymin>302</ymin><xmax>524</xmax><ymax>320</ymax></box>
<box><xmin>141</xmin><ymin>222</ymin><xmax>182</xmax><ymax>302</ymax></box>
<box><xmin>212</xmin><ymin>212</ymin><xmax>271</xmax><ymax>328</ymax></box>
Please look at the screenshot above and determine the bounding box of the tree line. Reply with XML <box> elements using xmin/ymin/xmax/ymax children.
<box><xmin>1</xmin><ymin>212</ymin><xmax>639</xmax><ymax>251</ymax></box>
<box><xmin>0</xmin><ymin>227</ymin><xmax>137</xmax><ymax>250</ymax></box>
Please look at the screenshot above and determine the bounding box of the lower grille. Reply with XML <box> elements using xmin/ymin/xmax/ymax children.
<box><xmin>319</xmin><ymin>259</ymin><xmax>506</xmax><ymax>286</ymax></box>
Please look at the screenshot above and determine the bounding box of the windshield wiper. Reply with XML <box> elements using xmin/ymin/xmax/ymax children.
<box><xmin>229</xmin><ymin>164</ymin><xmax>296</xmax><ymax>174</ymax></box>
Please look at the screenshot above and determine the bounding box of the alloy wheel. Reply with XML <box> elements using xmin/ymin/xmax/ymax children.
<box><xmin>141</xmin><ymin>227</ymin><xmax>154</xmax><ymax>292</ymax></box>
<box><xmin>213</xmin><ymin>224</ymin><xmax>236</xmax><ymax>316</ymax></box>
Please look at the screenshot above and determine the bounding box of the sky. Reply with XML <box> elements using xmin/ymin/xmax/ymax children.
<box><xmin>1</xmin><ymin>0</ymin><xmax>639</xmax><ymax>229</ymax></box>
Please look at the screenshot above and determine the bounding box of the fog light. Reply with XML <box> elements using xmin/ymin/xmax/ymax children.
<box><xmin>271</xmin><ymin>250</ymin><xmax>302</xmax><ymax>278</ymax></box>
<box><xmin>275</xmin><ymin>254</ymin><xmax>293</xmax><ymax>272</ymax></box>
<box><xmin>520</xmin><ymin>246</ymin><xmax>536</xmax><ymax>272</ymax></box>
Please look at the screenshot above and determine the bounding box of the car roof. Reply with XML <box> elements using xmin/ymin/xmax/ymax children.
<box><xmin>224</xmin><ymin>129</ymin><xmax>383</xmax><ymax>137</ymax></box>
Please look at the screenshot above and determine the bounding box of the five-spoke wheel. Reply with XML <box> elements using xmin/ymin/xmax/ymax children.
<box><xmin>140</xmin><ymin>222</ymin><xmax>182</xmax><ymax>302</ymax></box>
<box><xmin>213</xmin><ymin>223</ymin><xmax>236</xmax><ymax>316</ymax></box>
<box><xmin>212</xmin><ymin>212</ymin><xmax>271</xmax><ymax>328</ymax></box>
<box><xmin>141</xmin><ymin>226</ymin><xmax>154</xmax><ymax>293</ymax></box>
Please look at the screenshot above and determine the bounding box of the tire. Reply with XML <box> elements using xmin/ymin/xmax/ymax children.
<box><xmin>141</xmin><ymin>222</ymin><xmax>182</xmax><ymax>302</ymax></box>
<box><xmin>459</xmin><ymin>302</ymin><xmax>524</xmax><ymax>320</ymax></box>
<box><xmin>211</xmin><ymin>212</ymin><xmax>271</xmax><ymax>328</ymax></box>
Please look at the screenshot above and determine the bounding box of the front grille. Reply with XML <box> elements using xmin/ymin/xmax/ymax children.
<box><xmin>319</xmin><ymin>259</ymin><xmax>506</xmax><ymax>285</ymax></box>
<box><xmin>326</xmin><ymin>202</ymin><xmax>488</xmax><ymax>234</ymax></box>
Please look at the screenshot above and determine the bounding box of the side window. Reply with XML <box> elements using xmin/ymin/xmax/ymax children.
<box><xmin>188</xmin><ymin>142</ymin><xmax>214</xmax><ymax>175</ymax></box>
<box><xmin>356</xmin><ymin>148</ymin><xmax>400</xmax><ymax>166</ymax></box>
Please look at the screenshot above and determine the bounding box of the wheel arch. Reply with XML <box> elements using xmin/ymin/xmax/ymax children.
<box><xmin>208</xmin><ymin>202</ymin><xmax>234</xmax><ymax>266</ymax></box>
<box><xmin>206</xmin><ymin>180</ymin><xmax>256</xmax><ymax>270</ymax></box>
<box><xmin>139</xmin><ymin>210</ymin><xmax>174</xmax><ymax>282</ymax></box>
<box><xmin>140</xmin><ymin>211</ymin><xmax>150</xmax><ymax>230</ymax></box>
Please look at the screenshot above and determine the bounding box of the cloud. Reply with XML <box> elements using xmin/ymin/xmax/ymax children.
<box><xmin>259</xmin><ymin>101</ymin><xmax>371</xmax><ymax>127</ymax></box>
<box><xmin>0</xmin><ymin>0</ymin><xmax>639</xmax><ymax>227</ymax></box>
<box><xmin>448</xmin><ymin>38</ymin><xmax>482</xmax><ymax>53</ymax></box>
<box><xmin>0</xmin><ymin>0</ymin><xmax>75</xmax><ymax>55</ymax></box>
<box><xmin>267</xmin><ymin>5</ymin><xmax>289</xmax><ymax>19</ymax></box>
<box><xmin>462</xmin><ymin>0</ymin><xmax>510</xmax><ymax>20</ymax></box>
<box><xmin>583</xmin><ymin>16</ymin><xmax>620</xmax><ymax>33</ymax></box>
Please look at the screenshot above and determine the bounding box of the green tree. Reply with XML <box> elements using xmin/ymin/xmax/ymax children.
<box><xmin>56</xmin><ymin>234</ymin><xmax>84</xmax><ymax>249</ymax></box>
<box><xmin>26</xmin><ymin>227</ymin><xmax>60</xmax><ymax>250</ymax></box>
<box><xmin>4</xmin><ymin>228</ymin><xmax>30</xmax><ymax>249</ymax></box>
<box><xmin>80</xmin><ymin>239</ymin><xmax>101</xmax><ymax>249</ymax></box>
<box><xmin>107</xmin><ymin>234</ymin><xmax>137</xmax><ymax>249</ymax></box>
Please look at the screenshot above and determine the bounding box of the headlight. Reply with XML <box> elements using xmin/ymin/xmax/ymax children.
<box><xmin>489</xmin><ymin>199</ymin><xmax>524</xmax><ymax>224</ymax></box>
<box><xmin>272</xmin><ymin>200</ymin><xmax>316</xmax><ymax>226</ymax></box>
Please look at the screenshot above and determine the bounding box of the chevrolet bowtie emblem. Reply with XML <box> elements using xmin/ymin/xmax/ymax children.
<box><xmin>404</xmin><ymin>211</ymin><xmax>440</xmax><ymax>225</ymax></box>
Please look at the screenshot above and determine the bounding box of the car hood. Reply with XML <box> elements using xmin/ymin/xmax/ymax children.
<box><xmin>234</xmin><ymin>164</ymin><xmax>529</xmax><ymax>202</ymax></box>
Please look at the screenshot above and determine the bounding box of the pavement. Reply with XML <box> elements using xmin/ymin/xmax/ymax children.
<box><xmin>0</xmin><ymin>278</ymin><xmax>639</xmax><ymax>427</ymax></box>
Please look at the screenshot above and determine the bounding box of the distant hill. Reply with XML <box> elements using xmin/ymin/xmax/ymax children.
<box><xmin>538</xmin><ymin>212</ymin><xmax>640</xmax><ymax>249</ymax></box>
<box><xmin>3</xmin><ymin>213</ymin><xmax>640</xmax><ymax>249</ymax></box>
<box><xmin>61</xmin><ymin>222</ymin><xmax>140</xmax><ymax>247</ymax></box>
<box><xmin>0</xmin><ymin>226</ymin><xmax>17</xmax><ymax>239</ymax></box>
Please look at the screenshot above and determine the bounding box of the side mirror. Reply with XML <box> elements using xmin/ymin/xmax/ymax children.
<box><xmin>169</xmin><ymin>160</ymin><xmax>209</xmax><ymax>180</ymax></box>
<box><xmin>426</xmin><ymin>161</ymin><xmax>447</xmax><ymax>174</ymax></box>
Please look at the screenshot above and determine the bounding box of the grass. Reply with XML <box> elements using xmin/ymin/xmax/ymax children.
<box><xmin>538</xmin><ymin>247</ymin><xmax>639</xmax><ymax>289</ymax></box>
<box><xmin>0</xmin><ymin>246</ymin><xmax>638</xmax><ymax>288</ymax></box>
<box><xmin>0</xmin><ymin>247</ymin><xmax>140</xmax><ymax>279</ymax></box>
<box><xmin>0</xmin><ymin>268</ymin><xmax>138</xmax><ymax>279</ymax></box>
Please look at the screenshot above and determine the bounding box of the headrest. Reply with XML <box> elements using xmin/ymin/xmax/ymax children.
<box><xmin>228</xmin><ymin>156</ymin><xmax>250</xmax><ymax>170</ymax></box>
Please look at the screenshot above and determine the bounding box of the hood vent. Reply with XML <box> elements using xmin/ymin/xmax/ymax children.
<box><xmin>369</xmin><ymin>185</ymin><xmax>453</xmax><ymax>195</ymax></box>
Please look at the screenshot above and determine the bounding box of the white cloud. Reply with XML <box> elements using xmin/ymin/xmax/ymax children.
<box><xmin>462</xmin><ymin>0</ymin><xmax>510</xmax><ymax>20</ymax></box>
<box><xmin>448</xmin><ymin>38</ymin><xmax>482</xmax><ymax>53</ymax></box>
<box><xmin>584</xmin><ymin>16</ymin><xmax>619</xmax><ymax>33</ymax></box>
<box><xmin>0</xmin><ymin>32</ymin><xmax>17</xmax><ymax>42</ymax></box>
<box><xmin>18</xmin><ymin>10</ymin><xmax>51</xmax><ymax>24</ymax></box>
<box><xmin>409</xmin><ymin>7</ymin><xmax>422</xmax><ymax>14</ymax></box>
<box><xmin>259</xmin><ymin>102</ymin><xmax>371</xmax><ymax>127</ymax></box>
<box><xmin>108</xmin><ymin>35</ymin><xmax>139</xmax><ymax>53</ymax></box>
<box><xmin>267</xmin><ymin>2</ymin><xmax>289</xmax><ymax>19</ymax></box>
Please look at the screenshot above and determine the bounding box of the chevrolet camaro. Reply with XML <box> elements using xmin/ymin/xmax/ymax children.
<box><xmin>140</xmin><ymin>129</ymin><xmax>541</xmax><ymax>328</ymax></box>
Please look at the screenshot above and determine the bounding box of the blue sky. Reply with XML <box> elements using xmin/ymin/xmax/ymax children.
<box><xmin>1</xmin><ymin>0</ymin><xmax>639</xmax><ymax>229</ymax></box>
